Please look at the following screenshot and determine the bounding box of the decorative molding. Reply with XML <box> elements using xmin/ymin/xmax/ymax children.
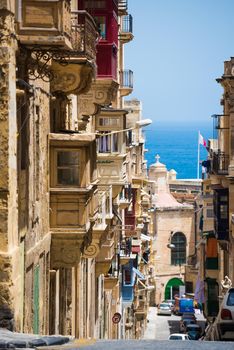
<box><xmin>83</xmin><ymin>242</ymin><xmax>100</xmax><ymax>258</ymax></box>
<box><xmin>51</xmin><ymin>60</ymin><xmax>94</xmax><ymax>94</ymax></box>
<box><xmin>78</xmin><ymin>79</ymin><xmax>119</xmax><ymax>119</ymax></box>
<box><xmin>50</xmin><ymin>234</ymin><xmax>85</xmax><ymax>268</ymax></box>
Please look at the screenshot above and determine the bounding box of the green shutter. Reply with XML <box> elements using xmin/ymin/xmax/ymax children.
<box><xmin>33</xmin><ymin>265</ymin><xmax>40</xmax><ymax>334</ymax></box>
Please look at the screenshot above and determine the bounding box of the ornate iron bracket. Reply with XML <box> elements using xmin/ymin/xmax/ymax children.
<box><xmin>24</xmin><ymin>47</ymin><xmax>72</xmax><ymax>82</ymax></box>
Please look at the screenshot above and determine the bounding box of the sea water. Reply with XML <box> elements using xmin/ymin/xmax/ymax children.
<box><xmin>144</xmin><ymin>121</ymin><xmax>213</xmax><ymax>179</ymax></box>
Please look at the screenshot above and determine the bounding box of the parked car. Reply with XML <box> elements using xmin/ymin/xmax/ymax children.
<box><xmin>216</xmin><ymin>287</ymin><xmax>234</xmax><ymax>340</ymax></box>
<box><xmin>157</xmin><ymin>302</ymin><xmax>172</xmax><ymax>316</ymax></box>
<box><xmin>165</xmin><ymin>299</ymin><xmax>175</xmax><ymax>312</ymax></box>
<box><xmin>180</xmin><ymin>318</ymin><xmax>197</xmax><ymax>333</ymax></box>
<box><xmin>168</xmin><ymin>333</ymin><xmax>190</xmax><ymax>340</ymax></box>
<box><xmin>186</xmin><ymin>324</ymin><xmax>202</xmax><ymax>340</ymax></box>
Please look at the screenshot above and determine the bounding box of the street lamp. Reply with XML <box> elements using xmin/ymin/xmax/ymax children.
<box><xmin>95</xmin><ymin>118</ymin><xmax>152</xmax><ymax>137</ymax></box>
<box><xmin>167</xmin><ymin>243</ymin><xmax>176</xmax><ymax>249</ymax></box>
<box><xmin>135</xmin><ymin>119</ymin><xmax>152</xmax><ymax>128</ymax></box>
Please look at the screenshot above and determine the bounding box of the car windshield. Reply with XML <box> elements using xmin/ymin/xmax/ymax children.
<box><xmin>170</xmin><ymin>336</ymin><xmax>183</xmax><ymax>340</ymax></box>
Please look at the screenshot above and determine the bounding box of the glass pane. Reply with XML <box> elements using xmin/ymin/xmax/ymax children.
<box><xmin>94</xmin><ymin>16</ymin><xmax>106</xmax><ymax>39</ymax></box>
<box><xmin>220</xmin><ymin>204</ymin><xmax>228</xmax><ymax>219</ymax></box>
<box><xmin>171</xmin><ymin>232</ymin><xmax>186</xmax><ymax>265</ymax></box>
<box><xmin>57</xmin><ymin>151</ymin><xmax>79</xmax><ymax>166</ymax></box>
<box><xmin>57</xmin><ymin>168</ymin><xmax>79</xmax><ymax>185</ymax></box>
<box><xmin>99</xmin><ymin>134</ymin><xmax>111</xmax><ymax>153</ymax></box>
<box><xmin>112</xmin><ymin>133</ymin><xmax>118</xmax><ymax>152</ymax></box>
<box><xmin>110</xmin><ymin>118</ymin><xmax>119</xmax><ymax>126</ymax></box>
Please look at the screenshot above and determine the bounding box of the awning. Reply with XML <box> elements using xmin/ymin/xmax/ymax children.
<box><xmin>132</xmin><ymin>246</ymin><xmax>140</xmax><ymax>253</ymax></box>
<box><xmin>141</xmin><ymin>234</ymin><xmax>151</xmax><ymax>242</ymax></box>
<box><xmin>132</xmin><ymin>267</ymin><xmax>145</xmax><ymax>280</ymax></box>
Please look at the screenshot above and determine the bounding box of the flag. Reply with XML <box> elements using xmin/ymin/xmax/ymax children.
<box><xmin>199</xmin><ymin>132</ymin><xmax>207</xmax><ymax>147</ymax></box>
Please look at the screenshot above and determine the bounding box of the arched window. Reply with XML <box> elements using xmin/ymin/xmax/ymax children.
<box><xmin>171</xmin><ymin>232</ymin><xmax>186</xmax><ymax>266</ymax></box>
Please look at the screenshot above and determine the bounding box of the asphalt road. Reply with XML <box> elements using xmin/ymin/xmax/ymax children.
<box><xmin>143</xmin><ymin>307</ymin><xmax>206</xmax><ymax>340</ymax></box>
<box><xmin>67</xmin><ymin>308</ymin><xmax>234</xmax><ymax>349</ymax></box>
<box><xmin>68</xmin><ymin>340</ymin><xmax>234</xmax><ymax>349</ymax></box>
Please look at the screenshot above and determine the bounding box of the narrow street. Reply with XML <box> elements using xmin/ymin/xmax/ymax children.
<box><xmin>143</xmin><ymin>307</ymin><xmax>206</xmax><ymax>340</ymax></box>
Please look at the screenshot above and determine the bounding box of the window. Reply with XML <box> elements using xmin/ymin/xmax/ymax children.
<box><xmin>98</xmin><ymin>132</ymin><xmax>119</xmax><ymax>153</ymax></box>
<box><xmin>171</xmin><ymin>232</ymin><xmax>186</xmax><ymax>266</ymax></box>
<box><xmin>94</xmin><ymin>16</ymin><xmax>106</xmax><ymax>39</ymax></box>
<box><xmin>123</xmin><ymin>269</ymin><xmax>131</xmax><ymax>285</ymax></box>
<box><xmin>57</xmin><ymin>150</ymin><xmax>80</xmax><ymax>186</ymax></box>
<box><xmin>85</xmin><ymin>0</ymin><xmax>105</xmax><ymax>8</ymax></box>
<box><xmin>220</xmin><ymin>204</ymin><xmax>228</xmax><ymax>219</ymax></box>
<box><xmin>99</xmin><ymin>117</ymin><xmax>119</xmax><ymax>126</ymax></box>
<box><xmin>185</xmin><ymin>281</ymin><xmax>193</xmax><ymax>293</ymax></box>
<box><xmin>206</xmin><ymin>208</ymin><xmax>214</xmax><ymax>218</ymax></box>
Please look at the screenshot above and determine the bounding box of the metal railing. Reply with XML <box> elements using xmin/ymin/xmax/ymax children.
<box><xmin>119</xmin><ymin>69</ymin><xmax>133</xmax><ymax>89</ymax></box>
<box><xmin>212</xmin><ymin>114</ymin><xmax>229</xmax><ymax>140</ymax></box>
<box><xmin>121</xmin><ymin>14</ymin><xmax>133</xmax><ymax>33</ymax></box>
<box><xmin>118</xmin><ymin>0</ymin><xmax>128</xmax><ymax>12</ymax></box>
<box><xmin>71</xmin><ymin>10</ymin><xmax>98</xmax><ymax>60</ymax></box>
<box><xmin>212</xmin><ymin>151</ymin><xmax>229</xmax><ymax>175</ymax></box>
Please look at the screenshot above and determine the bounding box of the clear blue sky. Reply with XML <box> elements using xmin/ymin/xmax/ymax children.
<box><xmin>125</xmin><ymin>0</ymin><xmax>233</xmax><ymax>127</ymax></box>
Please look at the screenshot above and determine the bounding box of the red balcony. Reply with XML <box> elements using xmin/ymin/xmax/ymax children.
<box><xmin>97</xmin><ymin>44</ymin><xmax>117</xmax><ymax>79</ymax></box>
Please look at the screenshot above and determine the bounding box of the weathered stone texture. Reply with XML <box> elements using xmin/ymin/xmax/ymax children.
<box><xmin>0</xmin><ymin>9</ymin><xmax>18</xmax><ymax>330</ymax></box>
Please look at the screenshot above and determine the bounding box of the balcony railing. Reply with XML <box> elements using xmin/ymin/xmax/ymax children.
<box><xmin>212</xmin><ymin>114</ymin><xmax>229</xmax><ymax>139</ymax></box>
<box><xmin>119</xmin><ymin>69</ymin><xmax>133</xmax><ymax>89</ymax></box>
<box><xmin>211</xmin><ymin>151</ymin><xmax>229</xmax><ymax>175</ymax></box>
<box><xmin>121</xmin><ymin>14</ymin><xmax>133</xmax><ymax>33</ymax></box>
<box><xmin>120</xmin><ymin>238</ymin><xmax>132</xmax><ymax>257</ymax></box>
<box><xmin>71</xmin><ymin>10</ymin><xmax>98</xmax><ymax>60</ymax></box>
<box><xmin>118</xmin><ymin>0</ymin><xmax>128</xmax><ymax>13</ymax></box>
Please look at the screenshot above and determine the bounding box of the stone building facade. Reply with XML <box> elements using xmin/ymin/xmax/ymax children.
<box><xmin>147</xmin><ymin>156</ymin><xmax>195</xmax><ymax>305</ymax></box>
<box><xmin>0</xmin><ymin>0</ymin><xmax>153</xmax><ymax>339</ymax></box>
<box><xmin>197</xmin><ymin>58</ymin><xmax>234</xmax><ymax>321</ymax></box>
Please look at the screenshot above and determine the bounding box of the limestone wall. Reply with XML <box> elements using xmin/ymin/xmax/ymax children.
<box><xmin>0</xmin><ymin>7</ymin><xmax>18</xmax><ymax>330</ymax></box>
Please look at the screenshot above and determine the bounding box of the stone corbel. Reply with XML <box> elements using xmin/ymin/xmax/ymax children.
<box><xmin>50</xmin><ymin>234</ymin><xmax>85</xmax><ymax>269</ymax></box>
<box><xmin>82</xmin><ymin>224</ymin><xmax>109</xmax><ymax>259</ymax></box>
<box><xmin>50</xmin><ymin>60</ymin><xmax>94</xmax><ymax>95</ymax></box>
<box><xmin>77</xmin><ymin>79</ymin><xmax>119</xmax><ymax>130</ymax></box>
<box><xmin>95</xmin><ymin>261</ymin><xmax>112</xmax><ymax>276</ymax></box>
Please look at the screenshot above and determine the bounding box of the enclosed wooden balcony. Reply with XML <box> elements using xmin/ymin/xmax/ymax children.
<box><xmin>116</xmin><ymin>187</ymin><xmax>132</xmax><ymax>209</ymax></box>
<box><xmin>119</xmin><ymin>69</ymin><xmax>133</xmax><ymax>96</ymax></box>
<box><xmin>16</xmin><ymin>0</ymin><xmax>72</xmax><ymax>49</ymax></box>
<box><xmin>96</xmin><ymin>232</ymin><xmax>115</xmax><ymax>263</ymax></box>
<box><xmin>50</xmin><ymin>189</ymin><xmax>98</xmax><ymax>268</ymax></box>
<box><xmin>97</xmin><ymin>153</ymin><xmax>127</xmax><ymax>188</ymax></box>
<box><xmin>49</xmin><ymin>134</ymin><xmax>98</xmax><ymax>267</ymax></box>
<box><xmin>134</xmin><ymin>300</ymin><xmax>147</xmax><ymax>320</ymax></box>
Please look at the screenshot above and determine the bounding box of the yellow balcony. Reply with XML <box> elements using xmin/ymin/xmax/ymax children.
<box><xmin>104</xmin><ymin>276</ymin><xmax>119</xmax><ymax>290</ymax></box>
<box><xmin>17</xmin><ymin>0</ymin><xmax>72</xmax><ymax>49</ymax></box>
<box><xmin>96</xmin><ymin>233</ymin><xmax>115</xmax><ymax>263</ymax></box>
<box><xmin>97</xmin><ymin>154</ymin><xmax>127</xmax><ymax>187</ymax></box>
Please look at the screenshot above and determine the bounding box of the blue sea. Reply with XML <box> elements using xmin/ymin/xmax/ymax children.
<box><xmin>144</xmin><ymin>121</ymin><xmax>213</xmax><ymax>179</ymax></box>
